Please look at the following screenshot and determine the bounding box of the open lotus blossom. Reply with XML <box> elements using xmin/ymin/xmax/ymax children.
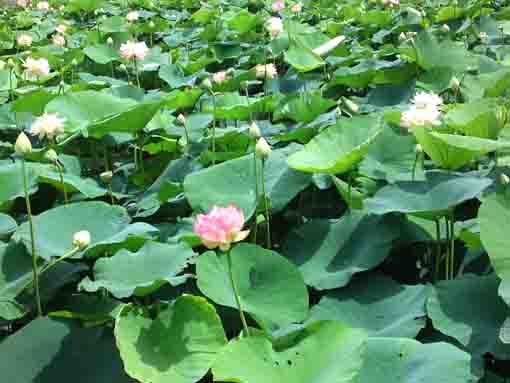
<box><xmin>126</xmin><ymin>11</ymin><xmax>139</xmax><ymax>22</ymax></box>
<box><xmin>401</xmin><ymin>91</ymin><xmax>442</xmax><ymax>129</ymax></box>
<box><xmin>37</xmin><ymin>1</ymin><xmax>50</xmax><ymax>11</ymax></box>
<box><xmin>17</xmin><ymin>0</ymin><xmax>30</xmax><ymax>7</ymax></box>
<box><xmin>30</xmin><ymin>112</ymin><xmax>66</xmax><ymax>140</ymax></box>
<box><xmin>291</xmin><ymin>2</ymin><xmax>302</xmax><ymax>12</ymax></box>
<box><xmin>120</xmin><ymin>40</ymin><xmax>149</xmax><ymax>60</ymax></box>
<box><xmin>194</xmin><ymin>205</ymin><xmax>250</xmax><ymax>251</ymax></box>
<box><xmin>56</xmin><ymin>24</ymin><xmax>67</xmax><ymax>34</ymax></box>
<box><xmin>272</xmin><ymin>0</ymin><xmax>285</xmax><ymax>12</ymax></box>
<box><xmin>22</xmin><ymin>57</ymin><xmax>50</xmax><ymax>80</ymax></box>
<box><xmin>52</xmin><ymin>34</ymin><xmax>65</xmax><ymax>47</ymax></box>
<box><xmin>255</xmin><ymin>63</ymin><xmax>277</xmax><ymax>79</ymax></box>
<box><xmin>17</xmin><ymin>34</ymin><xmax>33</xmax><ymax>47</ymax></box>
<box><xmin>212</xmin><ymin>71</ymin><xmax>227</xmax><ymax>84</ymax></box>
<box><xmin>266</xmin><ymin>17</ymin><xmax>283</xmax><ymax>38</ymax></box>
<box><xmin>382</xmin><ymin>0</ymin><xmax>399</xmax><ymax>7</ymax></box>
<box><xmin>312</xmin><ymin>35</ymin><xmax>346</xmax><ymax>56</ymax></box>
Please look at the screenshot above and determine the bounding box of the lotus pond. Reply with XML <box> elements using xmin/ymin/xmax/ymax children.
<box><xmin>1</xmin><ymin>0</ymin><xmax>510</xmax><ymax>382</ymax></box>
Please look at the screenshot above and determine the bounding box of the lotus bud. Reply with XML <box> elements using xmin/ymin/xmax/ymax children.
<box><xmin>249</xmin><ymin>121</ymin><xmax>261</xmax><ymax>138</ymax></box>
<box><xmin>201</xmin><ymin>78</ymin><xmax>212</xmax><ymax>90</ymax></box>
<box><xmin>343</xmin><ymin>98</ymin><xmax>359</xmax><ymax>113</ymax></box>
<box><xmin>71</xmin><ymin>58</ymin><xmax>78</xmax><ymax>66</ymax></box>
<box><xmin>449</xmin><ymin>76</ymin><xmax>460</xmax><ymax>91</ymax></box>
<box><xmin>149</xmin><ymin>21</ymin><xmax>155</xmax><ymax>28</ymax></box>
<box><xmin>501</xmin><ymin>173</ymin><xmax>510</xmax><ymax>185</ymax></box>
<box><xmin>176</xmin><ymin>113</ymin><xmax>186</xmax><ymax>125</ymax></box>
<box><xmin>415</xmin><ymin>144</ymin><xmax>423</xmax><ymax>154</ymax></box>
<box><xmin>106</xmin><ymin>37</ymin><xmax>114</xmax><ymax>45</ymax></box>
<box><xmin>100</xmin><ymin>170</ymin><xmax>113</xmax><ymax>184</ymax></box>
<box><xmin>255</xmin><ymin>137</ymin><xmax>271</xmax><ymax>158</ymax></box>
<box><xmin>15</xmin><ymin>132</ymin><xmax>32</xmax><ymax>155</ymax></box>
<box><xmin>441</xmin><ymin>24</ymin><xmax>450</xmax><ymax>33</ymax></box>
<box><xmin>73</xmin><ymin>230</ymin><xmax>91</xmax><ymax>249</ymax></box>
<box><xmin>119</xmin><ymin>63</ymin><xmax>127</xmax><ymax>72</ymax></box>
<box><xmin>44</xmin><ymin>149</ymin><xmax>58</xmax><ymax>163</ymax></box>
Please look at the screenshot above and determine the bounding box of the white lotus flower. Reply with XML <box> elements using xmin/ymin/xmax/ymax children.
<box><xmin>266</xmin><ymin>17</ymin><xmax>283</xmax><ymax>38</ymax></box>
<box><xmin>29</xmin><ymin>112</ymin><xmax>66</xmax><ymax>140</ymax></box>
<box><xmin>37</xmin><ymin>1</ymin><xmax>50</xmax><ymax>11</ymax></box>
<box><xmin>401</xmin><ymin>91</ymin><xmax>442</xmax><ymax>129</ymax></box>
<box><xmin>119</xmin><ymin>40</ymin><xmax>149</xmax><ymax>60</ymax></box>
<box><xmin>17</xmin><ymin>34</ymin><xmax>33</xmax><ymax>47</ymax></box>
<box><xmin>23</xmin><ymin>57</ymin><xmax>50</xmax><ymax>80</ymax></box>
<box><xmin>126</xmin><ymin>11</ymin><xmax>139</xmax><ymax>22</ymax></box>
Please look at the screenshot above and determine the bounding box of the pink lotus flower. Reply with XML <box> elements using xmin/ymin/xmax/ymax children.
<box><xmin>194</xmin><ymin>205</ymin><xmax>250</xmax><ymax>251</ymax></box>
<box><xmin>291</xmin><ymin>2</ymin><xmax>302</xmax><ymax>12</ymax></box>
<box><xmin>212</xmin><ymin>71</ymin><xmax>227</xmax><ymax>84</ymax></box>
<box><xmin>119</xmin><ymin>40</ymin><xmax>149</xmax><ymax>61</ymax></box>
<box><xmin>272</xmin><ymin>0</ymin><xmax>285</xmax><ymax>12</ymax></box>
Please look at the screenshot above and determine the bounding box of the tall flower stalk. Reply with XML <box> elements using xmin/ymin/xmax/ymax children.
<box><xmin>256</xmin><ymin>138</ymin><xmax>272</xmax><ymax>249</ymax></box>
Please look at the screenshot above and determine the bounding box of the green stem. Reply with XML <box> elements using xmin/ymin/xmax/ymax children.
<box><xmin>449</xmin><ymin>213</ymin><xmax>455</xmax><ymax>280</ymax></box>
<box><xmin>21</xmin><ymin>159</ymin><xmax>43</xmax><ymax>317</ymax></box>
<box><xmin>134</xmin><ymin>59</ymin><xmax>141</xmax><ymax>88</ymax></box>
<box><xmin>226</xmin><ymin>250</ymin><xmax>250</xmax><ymax>337</ymax></box>
<box><xmin>211</xmin><ymin>92</ymin><xmax>217</xmax><ymax>165</ymax></box>
<box><xmin>445</xmin><ymin>217</ymin><xmax>450</xmax><ymax>280</ymax></box>
<box><xmin>412</xmin><ymin>153</ymin><xmax>419</xmax><ymax>181</ymax></box>
<box><xmin>39</xmin><ymin>247</ymin><xmax>80</xmax><ymax>277</ymax></box>
<box><xmin>56</xmin><ymin>163</ymin><xmax>68</xmax><ymax>205</ymax></box>
<box><xmin>434</xmin><ymin>219</ymin><xmax>441</xmax><ymax>282</ymax></box>
<box><xmin>260</xmin><ymin>159</ymin><xmax>271</xmax><ymax>249</ymax></box>
<box><xmin>252</xmin><ymin>150</ymin><xmax>259</xmax><ymax>244</ymax></box>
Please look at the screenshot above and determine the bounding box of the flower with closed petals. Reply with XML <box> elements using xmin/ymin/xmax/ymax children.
<box><xmin>73</xmin><ymin>230</ymin><xmax>91</xmax><ymax>249</ymax></box>
<box><xmin>23</xmin><ymin>57</ymin><xmax>50</xmax><ymax>80</ymax></box>
<box><xmin>256</xmin><ymin>137</ymin><xmax>272</xmax><ymax>158</ymax></box>
<box><xmin>194</xmin><ymin>205</ymin><xmax>250</xmax><ymax>251</ymax></box>
<box><xmin>212</xmin><ymin>71</ymin><xmax>227</xmax><ymax>84</ymax></box>
<box><xmin>126</xmin><ymin>11</ymin><xmax>139</xmax><ymax>22</ymax></box>
<box><xmin>266</xmin><ymin>17</ymin><xmax>283</xmax><ymax>38</ymax></box>
<box><xmin>17</xmin><ymin>34</ymin><xmax>33</xmax><ymax>47</ymax></box>
<box><xmin>37</xmin><ymin>1</ymin><xmax>50</xmax><ymax>11</ymax></box>
<box><xmin>14</xmin><ymin>132</ymin><xmax>32</xmax><ymax>155</ymax></box>
<box><xmin>255</xmin><ymin>63</ymin><xmax>277</xmax><ymax>79</ymax></box>
<box><xmin>272</xmin><ymin>0</ymin><xmax>285</xmax><ymax>12</ymax></box>
<box><xmin>119</xmin><ymin>40</ymin><xmax>149</xmax><ymax>61</ymax></box>
<box><xmin>29</xmin><ymin>113</ymin><xmax>66</xmax><ymax>140</ymax></box>
<box><xmin>53</xmin><ymin>34</ymin><xmax>65</xmax><ymax>47</ymax></box>
<box><xmin>291</xmin><ymin>2</ymin><xmax>302</xmax><ymax>12</ymax></box>
<box><xmin>55</xmin><ymin>24</ymin><xmax>67</xmax><ymax>34</ymax></box>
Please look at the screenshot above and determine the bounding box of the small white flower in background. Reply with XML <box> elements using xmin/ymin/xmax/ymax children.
<box><xmin>119</xmin><ymin>40</ymin><xmax>149</xmax><ymax>60</ymax></box>
<box><xmin>14</xmin><ymin>132</ymin><xmax>32</xmax><ymax>155</ymax></box>
<box><xmin>22</xmin><ymin>57</ymin><xmax>50</xmax><ymax>80</ymax></box>
<box><xmin>29</xmin><ymin>112</ymin><xmax>66</xmax><ymax>140</ymax></box>
<box><xmin>73</xmin><ymin>230</ymin><xmax>91</xmax><ymax>249</ymax></box>
<box><xmin>266</xmin><ymin>17</ymin><xmax>283</xmax><ymax>38</ymax></box>
<box><xmin>249</xmin><ymin>121</ymin><xmax>261</xmax><ymax>138</ymax></box>
<box><xmin>312</xmin><ymin>35</ymin><xmax>346</xmax><ymax>56</ymax></box>
<box><xmin>37</xmin><ymin>1</ymin><xmax>50</xmax><ymax>11</ymax></box>
<box><xmin>55</xmin><ymin>24</ymin><xmax>67</xmax><ymax>34</ymax></box>
<box><xmin>401</xmin><ymin>92</ymin><xmax>443</xmax><ymax>129</ymax></box>
<box><xmin>52</xmin><ymin>34</ymin><xmax>66</xmax><ymax>47</ymax></box>
<box><xmin>271</xmin><ymin>0</ymin><xmax>285</xmax><ymax>12</ymax></box>
<box><xmin>255</xmin><ymin>63</ymin><xmax>277</xmax><ymax>79</ymax></box>
<box><xmin>17</xmin><ymin>34</ymin><xmax>33</xmax><ymax>47</ymax></box>
<box><xmin>255</xmin><ymin>137</ymin><xmax>272</xmax><ymax>158</ymax></box>
<box><xmin>0</xmin><ymin>60</ymin><xmax>5</xmax><ymax>70</ymax></box>
<box><xmin>291</xmin><ymin>2</ymin><xmax>302</xmax><ymax>12</ymax></box>
<box><xmin>212</xmin><ymin>71</ymin><xmax>227</xmax><ymax>84</ymax></box>
<box><xmin>126</xmin><ymin>11</ymin><xmax>139</xmax><ymax>22</ymax></box>
<box><xmin>479</xmin><ymin>31</ymin><xmax>488</xmax><ymax>42</ymax></box>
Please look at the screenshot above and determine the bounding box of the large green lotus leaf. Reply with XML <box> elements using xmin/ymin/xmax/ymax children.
<box><xmin>184</xmin><ymin>145</ymin><xmax>311</xmax><ymax>218</ymax></box>
<box><xmin>202</xmin><ymin>93</ymin><xmax>280</xmax><ymax>121</ymax></box>
<box><xmin>284</xmin><ymin>38</ymin><xmax>325</xmax><ymax>72</ymax></box>
<box><xmin>357</xmin><ymin>337</ymin><xmax>474</xmax><ymax>383</ymax></box>
<box><xmin>13</xmin><ymin>201</ymin><xmax>158</xmax><ymax>261</ymax></box>
<box><xmin>427</xmin><ymin>274</ymin><xmax>508</xmax><ymax>358</ymax></box>
<box><xmin>197</xmin><ymin>243</ymin><xmax>309</xmax><ymax>327</ymax></box>
<box><xmin>414</xmin><ymin>31</ymin><xmax>473</xmax><ymax>71</ymax></box>
<box><xmin>445</xmin><ymin>99</ymin><xmax>506</xmax><ymax>139</ymax></box>
<box><xmin>365</xmin><ymin>171</ymin><xmax>492</xmax><ymax>217</ymax></box>
<box><xmin>225</xmin><ymin>9</ymin><xmax>259</xmax><ymax>34</ymax></box>
<box><xmin>45</xmin><ymin>91</ymin><xmax>137</xmax><ymax>133</ymax></box>
<box><xmin>12</xmin><ymin>89</ymin><xmax>56</xmax><ymax>115</ymax></box>
<box><xmin>212</xmin><ymin>321</ymin><xmax>366</xmax><ymax>383</ymax></box>
<box><xmin>79</xmin><ymin>241</ymin><xmax>195</xmax><ymax>298</ymax></box>
<box><xmin>164</xmin><ymin>89</ymin><xmax>204</xmax><ymax>110</ymax></box>
<box><xmin>479</xmin><ymin>192</ymin><xmax>510</xmax><ymax>305</ymax></box>
<box><xmin>87</xmin><ymin>99</ymin><xmax>164</xmax><ymax>138</ymax></box>
<box><xmin>0</xmin><ymin>213</ymin><xmax>17</xmax><ymax>238</ymax></box>
<box><xmin>0</xmin><ymin>163</ymin><xmax>38</xmax><ymax>207</ymax></box>
<box><xmin>83</xmin><ymin>44</ymin><xmax>120</xmax><ymax>64</ymax></box>
<box><xmin>68</xmin><ymin>0</ymin><xmax>105</xmax><ymax>12</ymax></box>
<box><xmin>309</xmin><ymin>274</ymin><xmax>427</xmax><ymax>337</ymax></box>
<box><xmin>159</xmin><ymin>64</ymin><xmax>200</xmax><ymax>88</ymax></box>
<box><xmin>274</xmin><ymin>93</ymin><xmax>336</xmax><ymax>123</ymax></box>
<box><xmin>287</xmin><ymin>115</ymin><xmax>384</xmax><ymax>174</ymax></box>
<box><xmin>461</xmin><ymin>68</ymin><xmax>510</xmax><ymax>102</ymax></box>
<box><xmin>281</xmin><ymin>211</ymin><xmax>401</xmax><ymax>290</ymax></box>
<box><xmin>359</xmin><ymin>127</ymin><xmax>425</xmax><ymax>182</ymax></box>
<box><xmin>0</xmin><ymin>317</ymin><xmax>133</xmax><ymax>383</ymax></box>
<box><xmin>115</xmin><ymin>296</ymin><xmax>227</xmax><ymax>383</ymax></box>
<box><xmin>414</xmin><ymin>127</ymin><xmax>510</xmax><ymax>170</ymax></box>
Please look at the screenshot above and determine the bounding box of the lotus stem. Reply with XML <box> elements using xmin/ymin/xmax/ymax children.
<box><xmin>260</xmin><ymin>159</ymin><xmax>271</xmax><ymax>249</ymax></box>
<box><xmin>211</xmin><ymin>92</ymin><xmax>217</xmax><ymax>165</ymax></box>
<box><xmin>252</xmin><ymin>150</ymin><xmax>259</xmax><ymax>244</ymax></box>
<box><xmin>21</xmin><ymin>158</ymin><xmax>43</xmax><ymax>317</ymax></box>
<box><xmin>226</xmin><ymin>250</ymin><xmax>250</xmax><ymax>337</ymax></box>
<box><xmin>449</xmin><ymin>213</ymin><xmax>456</xmax><ymax>279</ymax></box>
